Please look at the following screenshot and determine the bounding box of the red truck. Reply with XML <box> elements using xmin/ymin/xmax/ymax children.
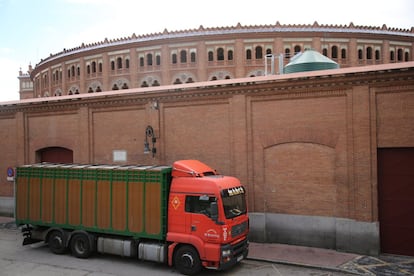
<box><xmin>15</xmin><ymin>160</ymin><xmax>249</xmax><ymax>275</ymax></box>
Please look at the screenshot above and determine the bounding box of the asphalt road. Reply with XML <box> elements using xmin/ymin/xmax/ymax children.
<box><xmin>0</xmin><ymin>228</ymin><xmax>354</xmax><ymax>276</ymax></box>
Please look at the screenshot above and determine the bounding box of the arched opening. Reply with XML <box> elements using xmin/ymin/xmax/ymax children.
<box><xmin>36</xmin><ymin>147</ymin><xmax>73</xmax><ymax>163</ymax></box>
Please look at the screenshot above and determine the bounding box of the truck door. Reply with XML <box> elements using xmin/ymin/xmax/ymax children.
<box><xmin>185</xmin><ymin>195</ymin><xmax>220</xmax><ymax>242</ymax></box>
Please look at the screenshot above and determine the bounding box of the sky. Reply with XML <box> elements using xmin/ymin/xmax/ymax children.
<box><xmin>0</xmin><ymin>0</ymin><xmax>413</xmax><ymax>102</ymax></box>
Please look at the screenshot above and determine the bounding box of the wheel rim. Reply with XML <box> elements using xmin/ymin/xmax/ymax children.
<box><xmin>75</xmin><ymin>239</ymin><xmax>86</xmax><ymax>253</ymax></box>
<box><xmin>181</xmin><ymin>253</ymin><xmax>194</xmax><ymax>268</ymax></box>
<box><xmin>51</xmin><ymin>235</ymin><xmax>63</xmax><ymax>248</ymax></box>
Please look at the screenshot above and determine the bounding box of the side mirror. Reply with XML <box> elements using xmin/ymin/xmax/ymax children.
<box><xmin>210</xmin><ymin>201</ymin><xmax>218</xmax><ymax>221</ymax></box>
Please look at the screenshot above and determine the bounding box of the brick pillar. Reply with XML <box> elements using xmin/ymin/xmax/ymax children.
<box><xmin>234</xmin><ymin>39</ymin><xmax>245</xmax><ymax>78</ymax></box>
<box><xmin>129</xmin><ymin>48</ymin><xmax>138</xmax><ymax>88</ymax></box>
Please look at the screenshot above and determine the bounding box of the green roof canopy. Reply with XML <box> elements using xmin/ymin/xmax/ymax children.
<box><xmin>284</xmin><ymin>49</ymin><xmax>339</xmax><ymax>74</ymax></box>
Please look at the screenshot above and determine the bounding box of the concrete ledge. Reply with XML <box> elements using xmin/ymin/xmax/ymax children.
<box><xmin>248</xmin><ymin>212</ymin><xmax>379</xmax><ymax>256</ymax></box>
<box><xmin>0</xmin><ymin>197</ymin><xmax>14</xmax><ymax>217</ymax></box>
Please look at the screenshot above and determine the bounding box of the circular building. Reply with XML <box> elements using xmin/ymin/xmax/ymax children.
<box><xmin>19</xmin><ymin>22</ymin><xmax>414</xmax><ymax>99</ymax></box>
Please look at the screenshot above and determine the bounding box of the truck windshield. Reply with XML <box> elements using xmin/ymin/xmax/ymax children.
<box><xmin>221</xmin><ymin>186</ymin><xmax>247</xmax><ymax>219</ymax></box>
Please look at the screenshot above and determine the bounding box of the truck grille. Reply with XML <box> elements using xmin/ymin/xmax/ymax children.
<box><xmin>231</xmin><ymin>221</ymin><xmax>248</xmax><ymax>238</ymax></box>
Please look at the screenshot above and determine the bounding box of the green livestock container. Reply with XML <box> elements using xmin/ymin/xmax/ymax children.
<box><xmin>15</xmin><ymin>163</ymin><xmax>172</xmax><ymax>240</ymax></box>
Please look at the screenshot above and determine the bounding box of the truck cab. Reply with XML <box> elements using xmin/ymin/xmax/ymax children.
<box><xmin>167</xmin><ymin>160</ymin><xmax>249</xmax><ymax>275</ymax></box>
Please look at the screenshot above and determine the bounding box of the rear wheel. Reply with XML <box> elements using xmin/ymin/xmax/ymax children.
<box><xmin>48</xmin><ymin>230</ymin><xmax>67</xmax><ymax>254</ymax></box>
<box><xmin>70</xmin><ymin>233</ymin><xmax>92</xmax><ymax>258</ymax></box>
<box><xmin>174</xmin><ymin>245</ymin><xmax>202</xmax><ymax>275</ymax></box>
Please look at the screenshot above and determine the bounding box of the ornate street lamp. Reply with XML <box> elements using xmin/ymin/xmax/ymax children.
<box><xmin>144</xmin><ymin>125</ymin><xmax>156</xmax><ymax>157</ymax></box>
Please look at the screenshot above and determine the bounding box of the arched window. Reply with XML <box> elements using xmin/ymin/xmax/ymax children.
<box><xmin>190</xmin><ymin>52</ymin><xmax>196</xmax><ymax>63</ymax></box>
<box><xmin>208</xmin><ymin>51</ymin><xmax>214</xmax><ymax>61</ymax></box>
<box><xmin>180</xmin><ymin>50</ymin><xmax>187</xmax><ymax>63</ymax></box>
<box><xmin>87</xmin><ymin>65</ymin><xmax>91</xmax><ymax>74</ymax></box>
<box><xmin>358</xmin><ymin>49</ymin><xmax>363</xmax><ymax>60</ymax></box>
<box><xmin>71</xmin><ymin>66</ymin><xmax>75</xmax><ymax>77</ymax></box>
<box><xmin>172</xmin><ymin>53</ymin><xmax>177</xmax><ymax>64</ymax></box>
<box><xmin>186</xmin><ymin>77</ymin><xmax>194</xmax><ymax>83</ymax></box>
<box><xmin>228</xmin><ymin>50</ymin><xmax>233</xmax><ymax>61</ymax></box>
<box><xmin>125</xmin><ymin>59</ymin><xmax>129</xmax><ymax>69</ymax></box>
<box><xmin>156</xmin><ymin>55</ymin><xmax>161</xmax><ymax>65</ymax></box>
<box><xmin>397</xmin><ymin>49</ymin><xmax>403</xmax><ymax>61</ymax></box>
<box><xmin>405</xmin><ymin>51</ymin><xmax>410</xmax><ymax>61</ymax></box>
<box><xmin>331</xmin><ymin>46</ymin><xmax>338</xmax><ymax>59</ymax></box>
<box><xmin>117</xmin><ymin>57</ymin><xmax>122</xmax><ymax>69</ymax></box>
<box><xmin>152</xmin><ymin>80</ymin><xmax>160</xmax><ymax>86</ymax></box>
<box><xmin>255</xmin><ymin>46</ymin><xmax>263</xmax><ymax>59</ymax></box>
<box><xmin>375</xmin><ymin>50</ymin><xmax>380</xmax><ymax>60</ymax></box>
<box><xmin>390</xmin><ymin>50</ymin><xmax>395</xmax><ymax>61</ymax></box>
<box><xmin>341</xmin><ymin>48</ymin><xmax>347</xmax><ymax>59</ymax></box>
<box><xmin>77</xmin><ymin>66</ymin><xmax>80</xmax><ymax>76</ymax></box>
<box><xmin>322</xmin><ymin>48</ymin><xmax>328</xmax><ymax>56</ymax></box>
<box><xmin>139</xmin><ymin>57</ymin><xmax>144</xmax><ymax>67</ymax></box>
<box><xmin>55</xmin><ymin>70</ymin><xmax>59</xmax><ymax>81</ymax></box>
<box><xmin>141</xmin><ymin>81</ymin><xmax>149</xmax><ymax>87</ymax></box>
<box><xmin>98</xmin><ymin>62</ymin><xmax>103</xmax><ymax>72</ymax></box>
<box><xmin>284</xmin><ymin>48</ymin><xmax>290</xmax><ymax>59</ymax></box>
<box><xmin>246</xmin><ymin>49</ymin><xmax>252</xmax><ymax>60</ymax></box>
<box><xmin>173</xmin><ymin>78</ymin><xmax>182</xmax><ymax>84</ymax></box>
<box><xmin>111</xmin><ymin>61</ymin><xmax>115</xmax><ymax>70</ymax></box>
<box><xmin>112</xmin><ymin>84</ymin><xmax>119</xmax><ymax>90</ymax></box>
<box><xmin>366</xmin><ymin>47</ymin><xmax>373</xmax><ymax>60</ymax></box>
<box><xmin>266</xmin><ymin>48</ymin><xmax>272</xmax><ymax>55</ymax></box>
<box><xmin>67</xmin><ymin>69</ymin><xmax>70</xmax><ymax>78</ymax></box>
<box><xmin>217</xmin><ymin>48</ymin><xmax>224</xmax><ymax>61</ymax></box>
<box><xmin>294</xmin><ymin>45</ymin><xmax>301</xmax><ymax>54</ymax></box>
<box><xmin>92</xmin><ymin>61</ymin><xmax>96</xmax><ymax>73</ymax></box>
<box><xmin>147</xmin><ymin>53</ymin><xmax>153</xmax><ymax>66</ymax></box>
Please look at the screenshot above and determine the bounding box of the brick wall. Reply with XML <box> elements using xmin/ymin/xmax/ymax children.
<box><xmin>1</xmin><ymin>63</ymin><xmax>414</xmax><ymax>223</ymax></box>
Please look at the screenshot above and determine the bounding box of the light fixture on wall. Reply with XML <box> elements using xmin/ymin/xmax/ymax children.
<box><xmin>144</xmin><ymin>125</ymin><xmax>156</xmax><ymax>157</ymax></box>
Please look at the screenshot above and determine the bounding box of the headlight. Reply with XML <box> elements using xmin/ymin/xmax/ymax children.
<box><xmin>222</xmin><ymin>249</ymin><xmax>231</xmax><ymax>257</ymax></box>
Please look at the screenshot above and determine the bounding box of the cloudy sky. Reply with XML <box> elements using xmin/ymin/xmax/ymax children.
<box><xmin>0</xmin><ymin>0</ymin><xmax>413</xmax><ymax>102</ymax></box>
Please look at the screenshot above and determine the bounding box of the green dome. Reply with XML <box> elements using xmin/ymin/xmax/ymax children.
<box><xmin>284</xmin><ymin>49</ymin><xmax>339</xmax><ymax>74</ymax></box>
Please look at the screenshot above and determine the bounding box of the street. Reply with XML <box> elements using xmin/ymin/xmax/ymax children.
<box><xmin>0</xmin><ymin>228</ymin><xmax>354</xmax><ymax>276</ymax></box>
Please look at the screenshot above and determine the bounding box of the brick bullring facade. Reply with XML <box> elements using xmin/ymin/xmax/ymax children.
<box><xmin>18</xmin><ymin>22</ymin><xmax>414</xmax><ymax>100</ymax></box>
<box><xmin>3</xmin><ymin>61</ymin><xmax>414</xmax><ymax>256</ymax></box>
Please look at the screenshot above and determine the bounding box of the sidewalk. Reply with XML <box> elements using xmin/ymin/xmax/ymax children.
<box><xmin>2</xmin><ymin>216</ymin><xmax>413</xmax><ymax>275</ymax></box>
<box><xmin>248</xmin><ymin>242</ymin><xmax>414</xmax><ymax>275</ymax></box>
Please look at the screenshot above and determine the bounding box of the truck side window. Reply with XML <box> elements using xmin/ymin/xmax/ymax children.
<box><xmin>185</xmin><ymin>196</ymin><xmax>216</xmax><ymax>217</ymax></box>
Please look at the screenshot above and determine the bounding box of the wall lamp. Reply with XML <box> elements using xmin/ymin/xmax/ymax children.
<box><xmin>144</xmin><ymin>125</ymin><xmax>156</xmax><ymax>157</ymax></box>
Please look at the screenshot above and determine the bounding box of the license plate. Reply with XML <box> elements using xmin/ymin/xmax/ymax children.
<box><xmin>237</xmin><ymin>255</ymin><xmax>244</xmax><ymax>262</ymax></box>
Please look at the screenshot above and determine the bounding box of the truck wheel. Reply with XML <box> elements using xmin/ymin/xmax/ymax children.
<box><xmin>174</xmin><ymin>245</ymin><xmax>202</xmax><ymax>276</ymax></box>
<box><xmin>48</xmin><ymin>231</ymin><xmax>67</xmax><ymax>254</ymax></box>
<box><xmin>70</xmin><ymin>233</ymin><xmax>92</xmax><ymax>258</ymax></box>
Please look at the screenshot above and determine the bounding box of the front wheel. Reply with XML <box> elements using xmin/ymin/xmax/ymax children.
<box><xmin>174</xmin><ymin>245</ymin><xmax>202</xmax><ymax>276</ymax></box>
<box><xmin>70</xmin><ymin>233</ymin><xmax>92</xmax><ymax>258</ymax></box>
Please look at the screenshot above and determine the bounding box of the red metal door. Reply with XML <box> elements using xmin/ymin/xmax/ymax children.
<box><xmin>378</xmin><ymin>148</ymin><xmax>414</xmax><ymax>256</ymax></box>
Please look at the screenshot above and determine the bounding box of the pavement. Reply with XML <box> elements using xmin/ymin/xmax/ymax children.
<box><xmin>1</xmin><ymin>216</ymin><xmax>414</xmax><ymax>275</ymax></box>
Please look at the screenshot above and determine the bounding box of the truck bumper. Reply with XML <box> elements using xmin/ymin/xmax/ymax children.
<box><xmin>218</xmin><ymin>237</ymin><xmax>249</xmax><ymax>271</ymax></box>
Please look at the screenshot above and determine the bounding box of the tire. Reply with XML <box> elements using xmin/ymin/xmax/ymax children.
<box><xmin>48</xmin><ymin>230</ymin><xmax>67</xmax><ymax>254</ymax></box>
<box><xmin>174</xmin><ymin>245</ymin><xmax>202</xmax><ymax>276</ymax></box>
<box><xmin>70</xmin><ymin>233</ymin><xmax>92</xmax><ymax>258</ymax></box>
